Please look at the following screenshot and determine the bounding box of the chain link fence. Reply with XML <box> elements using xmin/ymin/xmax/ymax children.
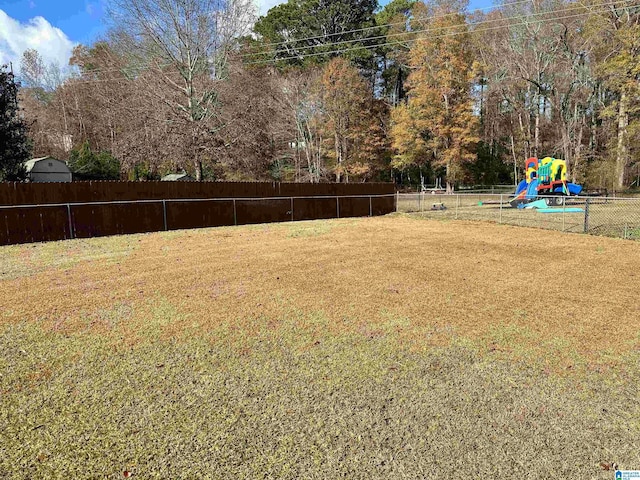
<box><xmin>397</xmin><ymin>193</ymin><xmax>640</xmax><ymax>241</ymax></box>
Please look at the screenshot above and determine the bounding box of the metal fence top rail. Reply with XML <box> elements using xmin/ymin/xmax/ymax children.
<box><xmin>0</xmin><ymin>193</ymin><xmax>396</xmax><ymax>210</ymax></box>
<box><xmin>0</xmin><ymin>180</ymin><xmax>396</xmax><ymax>185</ymax></box>
<box><xmin>396</xmin><ymin>193</ymin><xmax>640</xmax><ymax>202</ymax></box>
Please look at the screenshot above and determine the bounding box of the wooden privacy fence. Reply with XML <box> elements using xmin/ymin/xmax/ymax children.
<box><xmin>0</xmin><ymin>181</ymin><xmax>396</xmax><ymax>246</ymax></box>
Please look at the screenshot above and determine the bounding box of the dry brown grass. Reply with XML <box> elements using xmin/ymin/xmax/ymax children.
<box><xmin>2</xmin><ymin>215</ymin><xmax>639</xmax><ymax>364</ymax></box>
<box><xmin>2</xmin><ymin>216</ymin><xmax>640</xmax><ymax>478</ymax></box>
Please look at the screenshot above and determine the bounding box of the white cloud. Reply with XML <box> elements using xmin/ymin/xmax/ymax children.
<box><xmin>0</xmin><ymin>10</ymin><xmax>76</xmax><ymax>74</ymax></box>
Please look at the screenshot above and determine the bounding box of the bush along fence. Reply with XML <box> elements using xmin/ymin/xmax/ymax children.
<box><xmin>0</xmin><ymin>181</ymin><xmax>396</xmax><ymax>246</ymax></box>
<box><xmin>397</xmin><ymin>193</ymin><xmax>640</xmax><ymax>241</ymax></box>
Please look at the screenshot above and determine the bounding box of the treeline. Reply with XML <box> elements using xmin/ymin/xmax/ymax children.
<box><xmin>17</xmin><ymin>0</ymin><xmax>640</xmax><ymax>190</ymax></box>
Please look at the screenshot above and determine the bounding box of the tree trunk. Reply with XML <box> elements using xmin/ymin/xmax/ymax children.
<box><xmin>533</xmin><ymin>95</ymin><xmax>540</xmax><ymax>159</ymax></box>
<box><xmin>315</xmin><ymin>132</ymin><xmax>323</xmax><ymax>183</ymax></box>
<box><xmin>518</xmin><ymin>114</ymin><xmax>529</xmax><ymax>159</ymax></box>
<box><xmin>445</xmin><ymin>162</ymin><xmax>453</xmax><ymax>193</ymax></box>
<box><xmin>334</xmin><ymin>131</ymin><xmax>342</xmax><ymax>183</ymax></box>
<box><xmin>343</xmin><ymin>135</ymin><xmax>349</xmax><ymax>183</ymax></box>
<box><xmin>192</xmin><ymin>125</ymin><xmax>203</xmax><ymax>181</ymax></box>
<box><xmin>510</xmin><ymin>135</ymin><xmax>518</xmax><ymax>185</ymax></box>
<box><xmin>615</xmin><ymin>91</ymin><xmax>629</xmax><ymax>190</ymax></box>
<box><xmin>561</xmin><ymin>126</ymin><xmax>571</xmax><ymax>177</ymax></box>
<box><xmin>573</xmin><ymin>120</ymin><xmax>584</xmax><ymax>184</ymax></box>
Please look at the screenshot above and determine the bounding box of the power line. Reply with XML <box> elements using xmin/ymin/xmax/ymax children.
<box><xmin>244</xmin><ymin>2</ymin><xmax>634</xmax><ymax>65</ymax></box>
<box><xmin>51</xmin><ymin>0</ymin><xmax>586</xmax><ymax>77</ymax></box>
<box><xmin>242</xmin><ymin>0</ymin><xmax>622</xmax><ymax>59</ymax></box>
<box><xmin>247</xmin><ymin>0</ymin><xmax>538</xmax><ymax>52</ymax></box>
<box><xmin>53</xmin><ymin>0</ymin><xmax>633</xmax><ymax>83</ymax></box>
<box><xmin>34</xmin><ymin>2</ymin><xmax>497</xmax><ymax>78</ymax></box>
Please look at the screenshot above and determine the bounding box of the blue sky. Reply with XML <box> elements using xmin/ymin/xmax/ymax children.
<box><xmin>0</xmin><ymin>0</ymin><xmax>106</xmax><ymax>44</ymax></box>
<box><xmin>1</xmin><ymin>0</ymin><xmax>493</xmax><ymax>73</ymax></box>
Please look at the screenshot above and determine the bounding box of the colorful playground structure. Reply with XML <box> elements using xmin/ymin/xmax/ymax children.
<box><xmin>511</xmin><ymin>157</ymin><xmax>583</xmax><ymax>208</ymax></box>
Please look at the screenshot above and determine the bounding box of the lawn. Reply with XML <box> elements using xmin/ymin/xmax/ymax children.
<box><xmin>1</xmin><ymin>216</ymin><xmax>639</xmax><ymax>478</ymax></box>
<box><xmin>398</xmin><ymin>193</ymin><xmax>640</xmax><ymax>239</ymax></box>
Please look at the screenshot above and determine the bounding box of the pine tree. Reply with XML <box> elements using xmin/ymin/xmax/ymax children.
<box><xmin>68</xmin><ymin>141</ymin><xmax>121</xmax><ymax>180</ymax></box>
<box><xmin>0</xmin><ymin>65</ymin><xmax>30</xmax><ymax>181</ymax></box>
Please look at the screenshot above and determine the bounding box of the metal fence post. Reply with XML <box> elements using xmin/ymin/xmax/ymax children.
<box><xmin>369</xmin><ymin>196</ymin><xmax>372</xmax><ymax>217</ymax></box>
<box><xmin>291</xmin><ymin>197</ymin><xmax>294</xmax><ymax>221</ymax></box>
<box><xmin>66</xmin><ymin>203</ymin><xmax>74</xmax><ymax>239</ymax></box>
<box><xmin>562</xmin><ymin>197</ymin><xmax>566</xmax><ymax>232</ymax></box>
<box><xmin>583</xmin><ymin>197</ymin><xmax>590</xmax><ymax>234</ymax></box>
<box><xmin>499</xmin><ymin>194</ymin><xmax>503</xmax><ymax>224</ymax></box>
<box><xmin>336</xmin><ymin>196</ymin><xmax>340</xmax><ymax>218</ymax></box>
<box><xmin>233</xmin><ymin>199</ymin><xmax>237</xmax><ymax>226</ymax></box>
<box><xmin>162</xmin><ymin>200</ymin><xmax>168</xmax><ymax>231</ymax></box>
<box><xmin>455</xmin><ymin>195</ymin><xmax>459</xmax><ymax>219</ymax></box>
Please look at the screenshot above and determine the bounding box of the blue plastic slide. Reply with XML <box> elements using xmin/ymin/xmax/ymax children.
<box><xmin>567</xmin><ymin>183</ymin><xmax>582</xmax><ymax>195</ymax></box>
<box><xmin>525</xmin><ymin>179</ymin><xmax>539</xmax><ymax>199</ymax></box>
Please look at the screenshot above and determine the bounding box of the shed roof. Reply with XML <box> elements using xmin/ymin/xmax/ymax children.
<box><xmin>24</xmin><ymin>157</ymin><xmax>67</xmax><ymax>173</ymax></box>
<box><xmin>161</xmin><ymin>173</ymin><xmax>196</xmax><ymax>181</ymax></box>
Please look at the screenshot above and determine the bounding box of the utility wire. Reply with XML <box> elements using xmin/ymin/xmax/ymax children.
<box><xmin>52</xmin><ymin>0</ymin><xmax>633</xmax><ymax>82</ymax></box>
<box><xmin>243</xmin><ymin>0</ymin><xmax>637</xmax><ymax>54</ymax></box>
<box><xmin>52</xmin><ymin>0</ymin><xmax>596</xmax><ymax>77</ymax></box>
<box><xmin>244</xmin><ymin>2</ymin><xmax>634</xmax><ymax>65</ymax></box>
<box><xmin>243</xmin><ymin>0</ymin><xmax>628</xmax><ymax>58</ymax></box>
<box><xmin>247</xmin><ymin>0</ymin><xmax>537</xmax><ymax>51</ymax></box>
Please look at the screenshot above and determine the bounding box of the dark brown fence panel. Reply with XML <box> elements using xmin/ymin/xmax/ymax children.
<box><xmin>293</xmin><ymin>197</ymin><xmax>338</xmax><ymax>221</ymax></box>
<box><xmin>0</xmin><ymin>182</ymin><xmax>396</xmax><ymax>246</ymax></box>
<box><xmin>0</xmin><ymin>206</ymin><xmax>71</xmax><ymax>245</ymax></box>
<box><xmin>0</xmin><ymin>181</ymin><xmax>396</xmax><ymax>205</ymax></box>
<box><xmin>236</xmin><ymin>198</ymin><xmax>292</xmax><ymax>225</ymax></box>
<box><xmin>337</xmin><ymin>196</ymin><xmax>371</xmax><ymax>218</ymax></box>
<box><xmin>71</xmin><ymin>202</ymin><xmax>164</xmax><ymax>239</ymax></box>
<box><xmin>166</xmin><ymin>200</ymin><xmax>235</xmax><ymax>230</ymax></box>
<box><xmin>371</xmin><ymin>195</ymin><xmax>396</xmax><ymax>216</ymax></box>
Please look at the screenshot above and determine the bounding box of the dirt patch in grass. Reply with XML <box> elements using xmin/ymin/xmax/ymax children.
<box><xmin>1</xmin><ymin>216</ymin><xmax>640</xmax><ymax>478</ymax></box>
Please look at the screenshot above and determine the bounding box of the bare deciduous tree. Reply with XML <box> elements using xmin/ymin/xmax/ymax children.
<box><xmin>107</xmin><ymin>0</ymin><xmax>256</xmax><ymax>179</ymax></box>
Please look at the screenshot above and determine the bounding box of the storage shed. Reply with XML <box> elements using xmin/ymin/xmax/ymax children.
<box><xmin>161</xmin><ymin>173</ymin><xmax>196</xmax><ymax>181</ymax></box>
<box><xmin>24</xmin><ymin>157</ymin><xmax>72</xmax><ymax>183</ymax></box>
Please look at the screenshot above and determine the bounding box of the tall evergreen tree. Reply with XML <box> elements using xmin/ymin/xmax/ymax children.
<box><xmin>391</xmin><ymin>7</ymin><xmax>479</xmax><ymax>192</ymax></box>
<box><xmin>68</xmin><ymin>141</ymin><xmax>121</xmax><ymax>180</ymax></box>
<box><xmin>253</xmin><ymin>0</ymin><xmax>379</xmax><ymax>77</ymax></box>
<box><xmin>0</xmin><ymin>65</ymin><xmax>30</xmax><ymax>182</ymax></box>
